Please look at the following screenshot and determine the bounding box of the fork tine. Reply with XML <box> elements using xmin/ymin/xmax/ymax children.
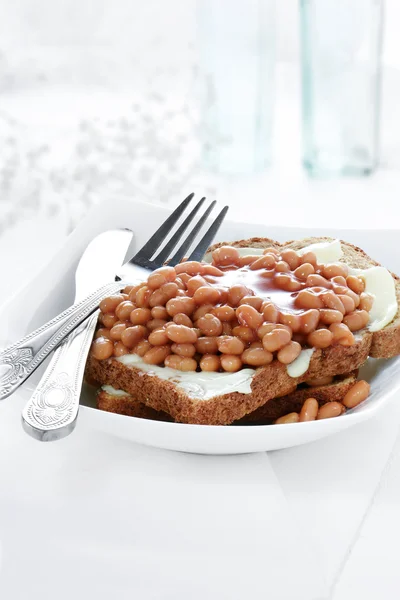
<box><xmin>153</xmin><ymin>197</ymin><xmax>206</xmax><ymax>264</ymax></box>
<box><xmin>167</xmin><ymin>201</ymin><xmax>217</xmax><ymax>266</ymax></box>
<box><xmin>133</xmin><ymin>193</ymin><xmax>194</xmax><ymax>261</ymax></box>
<box><xmin>188</xmin><ymin>205</ymin><xmax>229</xmax><ymax>262</ymax></box>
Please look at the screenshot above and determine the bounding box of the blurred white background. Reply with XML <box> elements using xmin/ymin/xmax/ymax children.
<box><xmin>1</xmin><ymin>0</ymin><xmax>400</xmax><ymax>286</ymax></box>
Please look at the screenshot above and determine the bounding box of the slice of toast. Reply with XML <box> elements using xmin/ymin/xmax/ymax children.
<box><xmin>85</xmin><ymin>236</ymin><xmax>400</xmax><ymax>425</ymax></box>
<box><xmin>96</xmin><ymin>371</ymin><xmax>358</xmax><ymax>425</ymax></box>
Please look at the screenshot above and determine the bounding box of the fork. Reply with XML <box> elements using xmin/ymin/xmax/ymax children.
<box><xmin>0</xmin><ymin>194</ymin><xmax>228</xmax><ymax>405</ymax></box>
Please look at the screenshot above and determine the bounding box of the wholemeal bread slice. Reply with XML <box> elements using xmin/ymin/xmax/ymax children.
<box><xmin>85</xmin><ymin>236</ymin><xmax>399</xmax><ymax>425</ymax></box>
<box><xmin>96</xmin><ymin>371</ymin><xmax>358</xmax><ymax>424</ymax></box>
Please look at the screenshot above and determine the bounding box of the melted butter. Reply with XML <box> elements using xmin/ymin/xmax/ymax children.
<box><xmin>286</xmin><ymin>349</ymin><xmax>314</xmax><ymax>377</ymax></box>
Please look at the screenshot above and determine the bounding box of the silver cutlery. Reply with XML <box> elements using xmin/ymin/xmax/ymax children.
<box><xmin>0</xmin><ymin>194</ymin><xmax>228</xmax><ymax>403</ymax></box>
<box><xmin>21</xmin><ymin>228</ymin><xmax>133</xmax><ymax>441</ymax></box>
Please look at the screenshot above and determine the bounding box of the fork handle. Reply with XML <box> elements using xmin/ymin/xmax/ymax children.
<box><xmin>21</xmin><ymin>311</ymin><xmax>99</xmax><ymax>441</ymax></box>
<box><xmin>0</xmin><ymin>281</ymin><xmax>122</xmax><ymax>400</ymax></box>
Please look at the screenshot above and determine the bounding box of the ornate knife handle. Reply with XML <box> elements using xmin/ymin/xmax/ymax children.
<box><xmin>22</xmin><ymin>311</ymin><xmax>99</xmax><ymax>441</ymax></box>
<box><xmin>0</xmin><ymin>281</ymin><xmax>123</xmax><ymax>400</ymax></box>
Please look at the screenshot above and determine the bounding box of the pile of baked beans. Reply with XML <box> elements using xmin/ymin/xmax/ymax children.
<box><xmin>90</xmin><ymin>245</ymin><xmax>374</xmax><ymax>373</ymax></box>
<box><xmin>274</xmin><ymin>379</ymin><xmax>370</xmax><ymax>424</ymax></box>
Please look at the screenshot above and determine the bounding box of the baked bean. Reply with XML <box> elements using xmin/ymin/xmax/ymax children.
<box><xmin>317</xmin><ymin>402</ymin><xmax>344</xmax><ymax>420</ymax></box>
<box><xmin>212</xmin><ymin>246</ymin><xmax>240</xmax><ymax>267</ymax></box>
<box><xmin>173</xmin><ymin>313</ymin><xmax>193</xmax><ymax>327</ymax></box>
<box><xmin>343</xmin><ymin>309</ymin><xmax>370</xmax><ymax>332</ymax></box>
<box><xmin>91</xmin><ymin>337</ymin><xmax>114</xmax><ymax>360</ymax></box>
<box><xmin>121</xmin><ymin>325</ymin><xmax>147</xmax><ymax>348</ymax></box>
<box><xmin>359</xmin><ymin>292</ymin><xmax>374</xmax><ymax>312</ymax></box>
<box><xmin>346</xmin><ymin>275</ymin><xmax>365</xmax><ymax>295</ymax></box>
<box><xmin>329</xmin><ymin>322</ymin><xmax>355</xmax><ymax>346</ymax></box>
<box><xmin>300</xmin><ymin>309</ymin><xmax>320</xmax><ymax>334</ymax></box>
<box><xmin>306</xmin><ymin>376</ymin><xmax>334</xmax><ymax>386</ymax></box>
<box><xmin>331</xmin><ymin>276</ymin><xmax>347</xmax><ymax>287</ymax></box>
<box><xmin>166</xmin><ymin>323</ymin><xmax>198</xmax><ymax>344</ymax></box>
<box><xmin>110</xmin><ymin>323</ymin><xmax>127</xmax><ymax>341</ymax></box>
<box><xmin>263</xmin><ymin>247</ymin><xmax>280</xmax><ymax>256</ymax></box>
<box><xmin>275</xmin><ymin>261</ymin><xmax>290</xmax><ymax>273</ymax></box>
<box><xmin>113</xmin><ymin>341</ymin><xmax>129</xmax><ymax>357</ymax></box>
<box><xmin>166</xmin><ymin>296</ymin><xmax>196</xmax><ymax>317</ymax></box>
<box><xmin>280</xmin><ymin>249</ymin><xmax>301</xmax><ymax>270</ymax></box>
<box><xmin>292</xmin><ymin>333</ymin><xmax>307</xmax><ymax>345</ymax></box>
<box><xmin>239</xmin><ymin>296</ymin><xmax>264</xmax><ymax>311</ymax></box>
<box><xmin>306</xmin><ymin>274</ymin><xmax>331</xmax><ymax>289</ymax></box>
<box><xmin>275</xmin><ymin>273</ymin><xmax>303</xmax><ymax>292</ymax></box>
<box><xmin>198</xmin><ymin>314</ymin><xmax>223</xmax><ymax>337</ymax></box>
<box><xmin>178</xmin><ymin>273</ymin><xmax>191</xmax><ymax>287</ymax></box>
<box><xmin>147</xmin><ymin>266</ymin><xmax>176</xmax><ymax>290</ymax></box>
<box><xmin>186</xmin><ymin>275</ymin><xmax>209</xmax><ymax>295</ymax></box>
<box><xmin>294</xmin><ymin>263</ymin><xmax>315</xmax><ymax>281</ymax></box>
<box><xmin>122</xmin><ymin>285</ymin><xmax>134</xmax><ymax>295</ymax></box>
<box><xmin>95</xmin><ymin>327</ymin><xmax>112</xmax><ymax>340</ymax></box>
<box><xmin>175</xmin><ymin>277</ymin><xmax>186</xmax><ymax>290</ymax></box>
<box><xmin>345</xmin><ymin>289</ymin><xmax>361</xmax><ymax>308</ymax></box>
<box><xmin>130</xmin><ymin>307</ymin><xmax>152</xmax><ymax>325</ymax></box>
<box><xmin>148</xmin><ymin>289</ymin><xmax>166</xmax><ymax>308</ymax></box>
<box><xmin>342</xmin><ymin>380</ymin><xmax>370</xmax><ymax>409</ymax></box>
<box><xmin>257</xmin><ymin>322</ymin><xmax>277</xmax><ymax>338</ymax></box>
<box><xmin>260</xmin><ymin>268</ymin><xmax>275</xmax><ymax>279</ymax></box>
<box><xmin>220</xmin><ymin>354</ymin><xmax>242</xmax><ymax>372</ymax></box>
<box><xmin>228</xmin><ymin>284</ymin><xmax>253</xmax><ymax>306</ymax></box>
<box><xmin>99</xmin><ymin>294</ymin><xmax>125</xmax><ymax>314</ymax></box>
<box><xmin>203</xmin><ymin>264</ymin><xmax>224</xmax><ymax>276</ymax></box>
<box><xmin>217</xmin><ymin>336</ymin><xmax>245</xmax><ymax>355</ymax></box>
<box><xmin>295</xmin><ymin>289</ymin><xmax>324</xmax><ymax>310</ymax></box>
<box><xmin>175</xmin><ymin>261</ymin><xmax>205</xmax><ymax>276</ymax></box>
<box><xmin>121</xmin><ymin>294</ymin><xmax>129</xmax><ymax>300</ymax></box>
<box><xmin>200</xmin><ymin>354</ymin><xmax>221</xmax><ymax>371</ymax></box>
<box><xmin>236</xmin><ymin>305</ymin><xmax>263</xmax><ymax>329</ymax></box>
<box><xmin>307</xmin><ymin>328</ymin><xmax>333</xmax><ymax>348</ymax></box>
<box><xmin>213</xmin><ymin>305</ymin><xmax>236</xmax><ymax>321</ymax></box>
<box><xmin>277</xmin><ymin>341</ymin><xmax>302</xmax><ymax>364</ymax></box>
<box><xmin>274</xmin><ymin>413</ymin><xmax>300</xmax><ymax>425</ymax></box>
<box><xmin>232</xmin><ymin>325</ymin><xmax>258</xmax><ymax>343</ymax></box>
<box><xmin>151</xmin><ymin>306</ymin><xmax>168</xmax><ymax>320</ymax></box>
<box><xmin>128</xmin><ymin>283</ymin><xmax>145</xmax><ymax>303</ymax></box>
<box><xmin>262</xmin><ymin>328</ymin><xmax>291</xmax><ymax>352</ymax></box>
<box><xmin>193</xmin><ymin>304</ymin><xmax>214</xmax><ymax>321</ymax></box>
<box><xmin>160</xmin><ymin>282</ymin><xmax>179</xmax><ymax>301</ymax></box>
<box><xmin>143</xmin><ymin>345</ymin><xmax>171</xmax><ymax>365</ymax></box>
<box><xmin>338</xmin><ymin>294</ymin><xmax>355</xmax><ymax>314</ymax></box>
<box><xmin>262</xmin><ymin>303</ymin><xmax>279</xmax><ymax>323</ymax></box>
<box><xmin>115</xmin><ymin>300</ymin><xmax>135</xmax><ymax>321</ymax></box>
<box><xmin>203</xmin><ymin>275</ymin><xmax>219</xmax><ymax>285</ymax></box>
<box><xmin>165</xmin><ymin>355</ymin><xmax>197</xmax><ymax>371</ymax></box>
<box><xmin>322</xmin><ymin>263</ymin><xmax>349</xmax><ymax>279</ymax></box>
<box><xmin>147</xmin><ymin>318</ymin><xmax>167</xmax><ymax>331</ymax></box>
<box><xmin>196</xmin><ymin>336</ymin><xmax>219</xmax><ymax>354</ymax></box>
<box><xmin>222</xmin><ymin>322</ymin><xmax>233</xmax><ymax>335</ymax></box>
<box><xmin>242</xmin><ymin>347</ymin><xmax>273</xmax><ymax>366</ymax></box>
<box><xmin>133</xmin><ymin>339</ymin><xmax>152</xmax><ymax>357</ymax></box>
<box><xmin>238</xmin><ymin>254</ymin><xmax>259</xmax><ymax>267</ymax></box>
<box><xmin>332</xmin><ymin>284</ymin><xmax>349</xmax><ymax>295</ymax></box>
<box><xmin>136</xmin><ymin>286</ymin><xmax>152</xmax><ymax>308</ymax></box>
<box><xmin>148</xmin><ymin>328</ymin><xmax>169</xmax><ymax>346</ymax></box>
<box><xmin>101</xmin><ymin>313</ymin><xmax>118</xmax><ymax>329</ymax></box>
<box><xmin>171</xmin><ymin>343</ymin><xmax>196</xmax><ymax>358</ymax></box>
<box><xmin>249</xmin><ymin>254</ymin><xmax>277</xmax><ymax>270</ymax></box>
<box><xmin>193</xmin><ymin>286</ymin><xmax>220</xmax><ymax>305</ymax></box>
<box><xmin>320</xmin><ymin>291</ymin><xmax>345</xmax><ymax>314</ymax></box>
<box><xmin>299</xmin><ymin>398</ymin><xmax>319</xmax><ymax>422</ymax></box>
<box><xmin>319</xmin><ymin>309</ymin><xmax>343</xmax><ymax>325</ymax></box>
<box><xmin>299</xmin><ymin>251</ymin><xmax>317</xmax><ymax>266</ymax></box>
<box><xmin>278</xmin><ymin>312</ymin><xmax>301</xmax><ymax>333</ymax></box>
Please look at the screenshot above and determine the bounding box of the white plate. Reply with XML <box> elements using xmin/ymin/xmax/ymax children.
<box><xmin>2</xmin><ymin>196</ymin><xmax>400</xmax><ymax>454</ymax></box>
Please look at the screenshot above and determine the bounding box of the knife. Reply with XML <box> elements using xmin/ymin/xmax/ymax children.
<box><xmin>21</xmin><ymin>229</ymin><xmax>133</xmax><ymax>441</ymax></box>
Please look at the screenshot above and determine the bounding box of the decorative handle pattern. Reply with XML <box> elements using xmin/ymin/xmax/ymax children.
<box><xmin>22</xmin><ymin>311</ymin><xmax>99</xmax><ymax>441</ymax></box>
<box><xmin>0</xmin><ymin>280</ymin><xmax>123</xmax><ymax>400</ymax></box>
